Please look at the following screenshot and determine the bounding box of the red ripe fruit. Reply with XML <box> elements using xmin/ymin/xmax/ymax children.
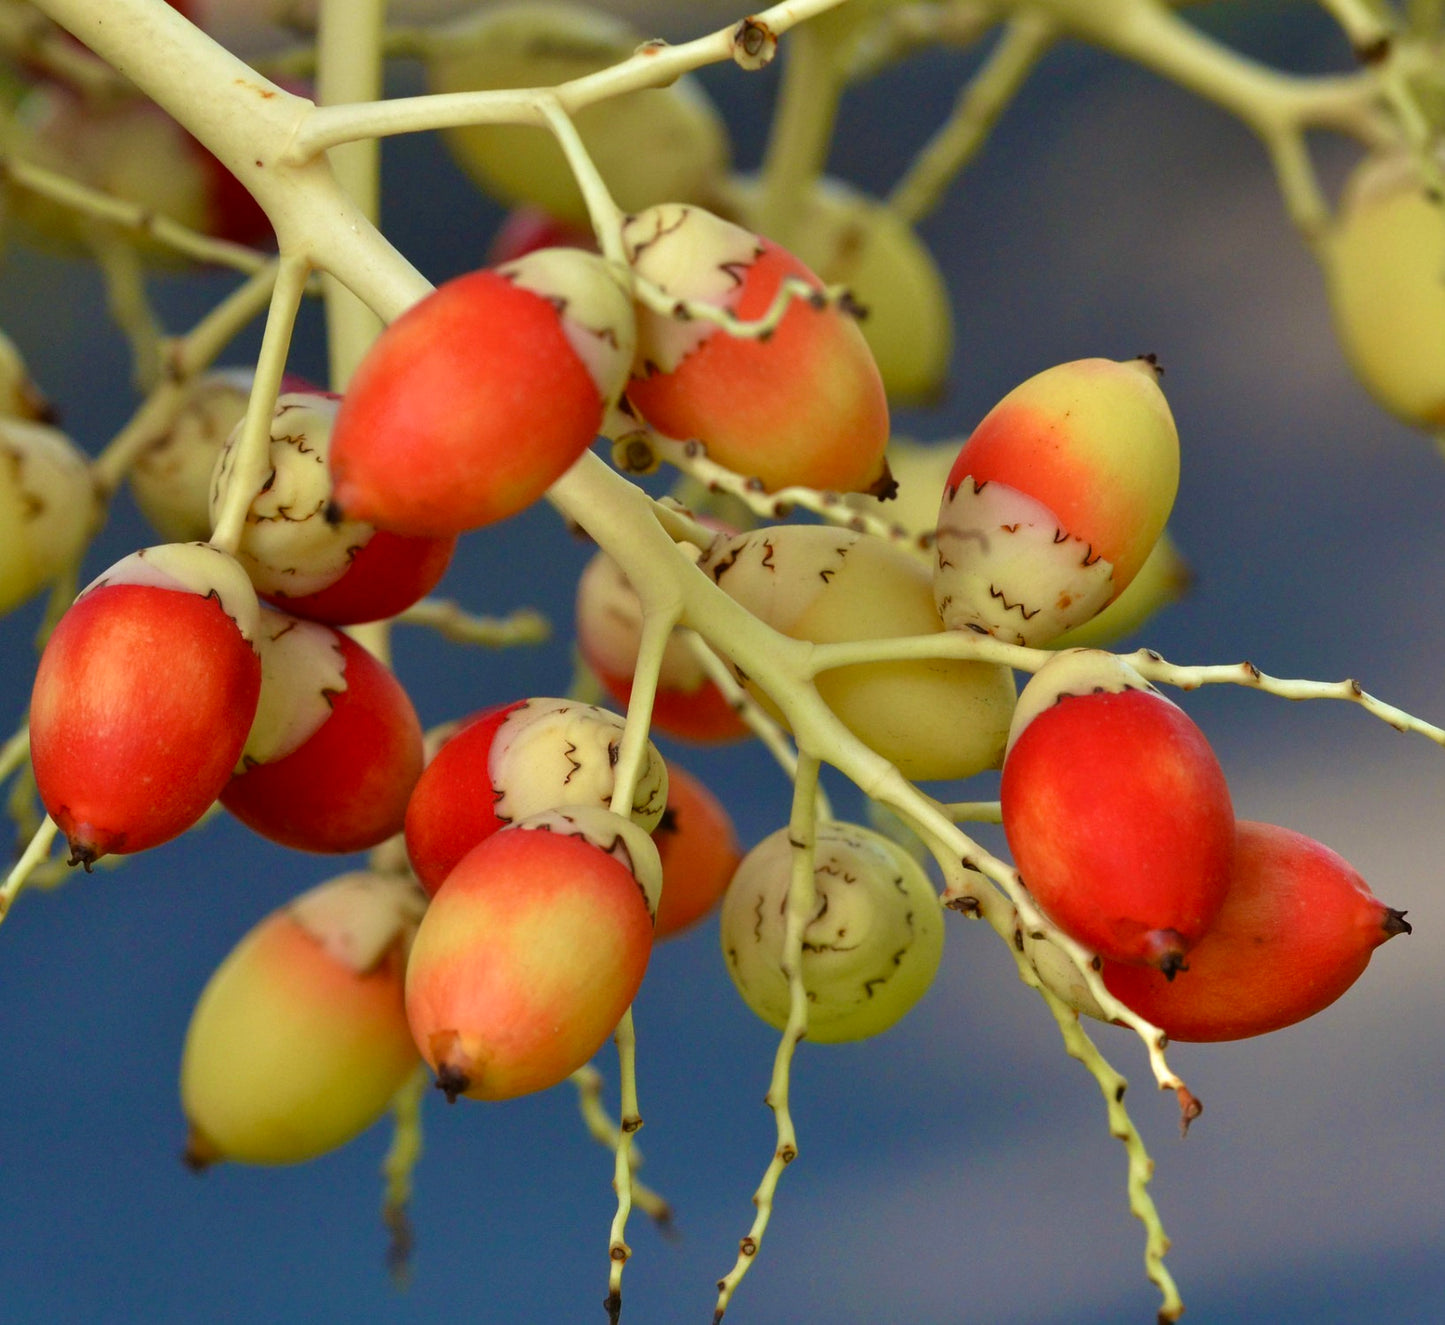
<box><xmin>651</xmin><ymin>764</ymin><xmax>742</xmax><ymax>940</ymax></box>
<box><xmin>404</xmin><ymin>807</ymin><xmax>660</xmax><ymax>1102</ymax></box>
<box><xmin>1101</xmin><ymin>821</ymin><xmax>1410</xmax><ymax>1040</ymax></box>
<box><xmin>220</xmin><ymin>609</ymin><xmax>424</xmax><ymax>853</ymax></box>
<box><xmin>328</xmin><ymin>249</ymin><xmax>636</xmax><ymax>536</ymax></box>
<box><xmin>622</xmin><ymin>203</ymin><xmax>892</xmax><ymax>496</ymax></box>
<box><xmin>403</xmin><ymin>697</ymin><xmax>669</xmax><ymax>896</ymax></box>
<box><xmin>1000</xmin><ymin>650</ymin><xmax>1234</xmax><ymax>974</ymax></box>
<box><xmin>30</xmin><ymin>544</ymin><xmax>262</xmax><ymax>866</ymax></box>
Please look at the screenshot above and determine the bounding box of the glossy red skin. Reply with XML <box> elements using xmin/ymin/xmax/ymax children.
<box><xmin>405</xmin><ymin>824</ymin><xmax>653</xmax><ymax>1100</ymax></box>
<box><xmin>30</xmin><ymin>583</ymin><xmax>261</xmax><ymax>862</ymax></box>
<box><xmin>1101</xmin><ymin>821</ymin><xmax>1406</xmax><ymax>1041</ymax></box>
<box><xmin>625</xmin><ymin>241</ymin><xmax>890</xmax><ymax>495</ymax></box>
<box><xmin>652</xmin><ymin>764</ymin><xmax>742</xmax><ymax>939</ymax></box>
<box><xmin>403</xmin><ymin>702</ymin><xmax>524</xmax><ymax>895</ymax></box>
<box><xmin>221</xmin><ymin>631</ymin><xmax>424</xmax><ymax>853</ymax></box>
<box><xmin>1001</xmin><ymin>688</ymin><xmax>1234</xmax><ymax>970</ymax></box>
<box><xmin>328</xmin><ymin>270</ymin><xmax>604</xmax><ymax>536</ymax></box>
<box><xmin>262</xmin><ymin>528</ymin><xmax>456</xmax><ymax>626</ymax></box>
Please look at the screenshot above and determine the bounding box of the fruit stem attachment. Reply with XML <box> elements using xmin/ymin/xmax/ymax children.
<box><xmin>534</xmin><ymin>96</ymin><xmax>626</xmax><ymax>266</ymax></box>
<box><xmin>208</xmin><ymin>253</ymin><xmax>311</xmax><ymax>556</ymax></box>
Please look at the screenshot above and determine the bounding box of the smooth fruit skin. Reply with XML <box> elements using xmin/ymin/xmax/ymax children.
<box><xmin>952</xmin><ymin>358</ymin><xmax>1176</xmax><ymax>586</ymax></box>
<box><xmin>221</xmin><ymin>629</ymin><xmax>424</xmax><ymax>853</ymax></box>
<box><xmin>404</xmin><ymin>702</ymin><xmax>521</xmax><ymax>894</ymax></box>
<box><xmin>404</xmin><ymin>816</ymin><xmax>656</xmax><ymax>1101</ymax></box>
<box><xmin>181</xmin><ymin>872</ymin><xmax>423</xmax><ymax>1166</ymax></box>
<box><xmin>329</xmin><ymin>260</ymin><xmax>630</xmax><ymax>537</ymax></box>
<box><xmin>0</xmin><ymin>417</ymin><xmax>99</xmax><ymax>615</ymax></box>
<box><xmin>207</xmin><ymin>387</ymin><xmax>456</xmax><ymax>623</ymax></box>
<box><xmin>1001</xmin><ymin>660</ymin><xmax>1234</xmax><ymax>973</ymax></box>
<box><xmin>9</xmin><ymin>82</ymin><xmax>272</xmax><ymax>257</ymax></box>
<box><xmin>725</xmin><ymin>175</ymin><xmax>954</xmax><ymax>405</ymax></box>
<box><xmin>934</xmin><ymin>357</ymin><xmax>1178</xmax><ymax>645</ymax></box>
<box><xmin>30</xmin><ymin>579</ymin><xmax>261</xmax><ymax>863</ymax></box>
<box><xmin>261</xmin><ymin>527</ymin><xmax>456</xmax><ymax>626</ymax></box>
<box><xmin>1100</xmin><ymin>821</ymin><xmax>1410</xmax><ymax>1041</ymax></box>
<box><xmin>403</xmin><ymin>698</ymin><xmax>668</xmax><ymax>896</ymax></box>
<box><xmin>624</xmin><ymin>205</ymin><xmax>892</xmax><ymax>496</ymax></box>
<box><xmin>652</xmin><ymin>764</ymin><xmax>742</xmax><ymax>940</ymax></box>
<box><xmin>1324</xmin><ymin>149</ymin><xmax>1445</xmax><ymax>428</ymax></box>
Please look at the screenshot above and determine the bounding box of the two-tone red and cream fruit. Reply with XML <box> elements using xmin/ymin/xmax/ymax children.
<box><xmin>30</xmin><ymin>543</ymin><xmax>263</xmax><ymax>866</ymax></box>
<box><xmin>574</xmin><ymin>540</ymin><xmax>748</xmax><ymax>743</ymax></box>
<box><xmin>934</xmin><ymin>357</ymin><xmax>1179</xmax><ymax>645</ymax></box>
<box><xmin>209</xmin><ymin>389</ymin><xmax>455</xmax><ymax>624</ymax></box>
<box><xmin>328</xmin><ymin>248</ymin><xmax>636</xmax><ymax>536</ymax></box>
<box><xmin>220</xmin><ymin>607</ymin><xmax>424</xmax><ymax>853</ymax></box>
<box><xmin>1000</xmin><ymin>649</ymin><xmax>1234</xmax><ymax>976</ymax></box>
<box><xmin>405</xmin><ymin>806</ymin><xmax>661</xmax><ymax>1101</ymax></box>
<box><xmin>1100</xmin><ymin>821</ymin><xmax>1410</xmax><ymax>1040</ymax></box>
<box><xmin>404</xmin><ymin>697</ymin><xmax>669</xmax><ymax>895</ymax></box>
<box><xmin>181</xmin><ymin>870</ymin><xmax>425</xmax><ymax>1167</ymax></box>
<box><xmin>623</xmin><ymin>203</ymin><xmax>892</xmax><ymax>496</ymax></box>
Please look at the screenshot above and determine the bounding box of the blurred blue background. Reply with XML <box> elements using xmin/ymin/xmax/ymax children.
<box><xmin>3</xmin><ymin>3</ymin><xmax>1444</xmax><ymax>1322</ymax></box>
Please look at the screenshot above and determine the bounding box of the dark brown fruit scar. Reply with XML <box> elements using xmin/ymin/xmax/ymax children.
<box><xmin>182</xmin><ymin>1126</ymin><xmax>222</xmax><ymax>1172</ymax></box>
<box><xmin>1383</xmin><ymin>908</ymin><xmax>1412</xmax><ymax>938</ymax></box>
<box><xmin>433</xmin><ymin>1060</ymin><xmax>471</xmax><ymax>1104</ymax></box>
<box><xmin>1143</xmin><ymin>928</ymin><xmax>1190</xmax><ymax>981</ymax></box>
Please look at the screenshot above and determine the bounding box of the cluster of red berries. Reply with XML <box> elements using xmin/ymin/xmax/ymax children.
<box><xmin>20</xmin><ymin>200</ymin><xmax>1408</xmax><ymax>1167</ymax></box>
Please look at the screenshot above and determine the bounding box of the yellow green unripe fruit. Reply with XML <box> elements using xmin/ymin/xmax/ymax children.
<box><xmin>424</xmin><ymin>2</ymin><xmax>728</xmax><ymax>227</ymax></box>
<box><xmin>935</xmin><ymin>357</ymin><xmax>1178</xmax><ymax>646</ymax></box>
<box><xmin>720</xmin><ymin>821</ymin><xmax>945</xmax><ymax>1042</ymax></box>
<box><xmin>0</xmin><ymin>417</ymin><xmax>98</xmax><ymax>615</ymax></box>
<box><xmin>129</xmin><ymin>368</ymin><xmax>252</xmax><ymax>543</ymax></box>
<box><xmin>1323</xmin><ymin>148</ymin><xmax>1445</xmax><ymax>428</ymax></box>
<box><xmin>0</xmin><ymin>329</ymin><xmax>53</xmax><ymax>422</ymax></box>
<box><xmin>700</xmin><ymin>525</ymin><xmax>1016</xmax><ymax>781</ymax></box>
<box><xmin>180</xmin><ymin>871</ymin><xmax>425</xmax><ymax>1167</ymax></box>
<box><xmin>725</xmin><ymin>177</ymin><xmax>953</xmax><ymax>403</ymax></box>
